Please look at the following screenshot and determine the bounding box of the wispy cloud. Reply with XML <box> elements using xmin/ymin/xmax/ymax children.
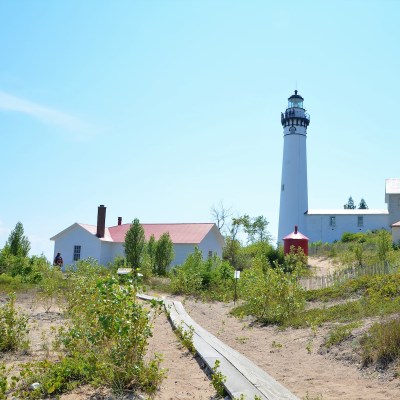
<box><xmin>0</xmin><ymin>90</ymin><xmax>94</xmax><ymax>137</ymax></box>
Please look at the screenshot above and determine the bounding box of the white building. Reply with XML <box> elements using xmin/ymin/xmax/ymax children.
<box><xmin>278</xmin><ymin>91</ymin><xmax>400</xmax><ymax>244</ymax></box>
<box><xmin>50</xmin><ymin>205</ymin><xmax>225</xmax><ymax>269</ymax></box>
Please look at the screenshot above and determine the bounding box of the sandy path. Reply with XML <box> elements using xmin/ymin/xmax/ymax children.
<box><xmin>147</xmin><ymin>311</ymin><xmax>216</xmax><ymax>400</ymax></box>
<box><xmin>176</xmin><ymin>298</ymin><xmax>400</xmax><ymax>400</ymax></box>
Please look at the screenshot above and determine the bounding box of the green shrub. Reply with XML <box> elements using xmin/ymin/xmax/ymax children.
<box><xmin>283</xmin><ymin>246</ymin><xmax>310</xmax><ymax>276</ymax></box>
<box><xmin>0</xmin><ymin>293</ymin><xmax>29</xmax><ymax>352</ymax></box>
<box><xmin>12</xmin><ymin>260</ymin><xmax>164</xmax><ymax>398</ymax></box>
<box><xmin>360</xmin><ymin>317</ymin><xmax>400</xmax><ymax>367</ymax></box>
<box><xmin>35</xmin><ymin>259</ymin><xmax>65</xmax><ymax>312</ymax></box>
<box><xmin>341</xmin><ymin>232</ymin><xmax>368</xmax><ymax>243</ymax></box>
<box><xmin>174</xmin><ymin>322</ymin><xmax>196</xmax><ymax>354</ymax></box>
<box><xmin>324</xmin><ymin>322</ymin><xmax>360</xmax><ymax>348</ymax></box>
<box><xmin>239</xmin><ymin>257</ymin><xmax>305</xmax><ymax>324</ymax></box>
<box><xmin>211</xmin><ymin>359</ymin><xmax>226</xmax><ymax>397</ymax></box>
<box><xmin>170</xmin><ymin>249</ymin><xmax>234</xmax><ymax>300</ymax></box>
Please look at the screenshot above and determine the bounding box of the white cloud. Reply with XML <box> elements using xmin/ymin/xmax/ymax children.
<box><xmin>0</xmin><ymin>90</ymin><xmax>94</xmax><ymax>137</ymax></box>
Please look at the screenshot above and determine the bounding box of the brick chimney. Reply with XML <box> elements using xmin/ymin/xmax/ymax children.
<box><xmin>118</xmin><ymin>217</ymin><xmax>122</xmax><ymax>225</ymax></box>
<box><xmin>96</xmin><ymin>205</ymin><xmax>106</xmax><ymax>238</ymax></box>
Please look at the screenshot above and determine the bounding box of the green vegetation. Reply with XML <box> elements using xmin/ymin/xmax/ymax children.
<box><xmin>323</xmin><ymin>322</ymin><xmax>360</xmax><ymax>348</ymax></box>
<box><xmin>2</xmin><ymin>259</ymin><xmax>164</xmax><ymax>399</ymax></box>
<box><xmin>0</xmin><ymin>293</ymin><xmax>29</xmax><ymax>352</ymax></box>
<box><xmin>124</xmin><ymin>218</ymin><xmax>146</xmax><ymax>271</ymax></box>
<box><xmin>211</xmin><ymin>359</ymin><xmax>226</xmax><ymax>397</ymax></box>
<box><xmin>154</xmin><ymin>232</ymin><xmax>174</xmax><ymax>276</ymax></box>
<box><xmin>174</xmin><ymin>322</ymin><xmax>196</xmax><ymax>354</ymax></box>
<box><xmin>169</xmin><ymin>247</ymin><xmax>235</xmax><ymax>301</ymax></box>
<box><xmin>343</xmin><ymin>196</ymin><xmax>368</xmax><ymax>210</ymax></box>
<box><xmin>123</xmin><ymin>218</ymin><xmax>174</xmax><ymax>276</ymax></box>
<box><xmin>360</xmin><ymin>318</ymin><xmax>400</xmax><ymax>367</ymax></box>
<box><xmin>239</xmin><ymin>256</ymin><xmax>305</xmax><ymax>324</ymax></box>
<box><xmin>3</xmin><ymin>215</ymin><xmax>400</xmax><ymax>394</ymax></box>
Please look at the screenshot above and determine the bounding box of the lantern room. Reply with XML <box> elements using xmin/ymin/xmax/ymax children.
<box><xmin>288</xmin><ymin>90</ymin><xmax>304</xmax><ymax>108</ymax></box>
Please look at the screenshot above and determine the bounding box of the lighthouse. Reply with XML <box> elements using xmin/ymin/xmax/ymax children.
<box><xmin>278</xmin><ymin>91</ymin><xmax>310</xmax><ymax>243</ymax></box>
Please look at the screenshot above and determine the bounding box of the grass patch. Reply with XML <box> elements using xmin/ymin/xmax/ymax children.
<box><xmin>323</xmin><ymin>322</ymin><xmax>360</xmax><ymax>348</ymax></box>
<box><xmin>285</xmin><ymin>297</ymin><xmax>400</xmax><ymax>328</ymax></box>
<box><xmin>360</xmin><ymin>317</ymin><xmax>400</xmax><ymax>367</ymax></box>
<box><xmin>0</xmin><ymin>293</ymin><xmax>30</xmax><ymax>352</ymax></box>
<box><xmin>0</xmin><ymin>274</ymin><xmax>34</xmax><ymax>293</ymax></box>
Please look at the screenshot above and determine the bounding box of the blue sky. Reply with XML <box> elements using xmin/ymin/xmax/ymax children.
<box><xmin>1</xmin><ymin>0</ymin><xmax>399</xmax><ymax>260</ymax></box>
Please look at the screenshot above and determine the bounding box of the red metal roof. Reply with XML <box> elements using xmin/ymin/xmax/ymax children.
<box><xmin>107</xmin><ymin>223</ymin><xmax>216</xmax><ymax>244</ymax></box>
<box><xmin>283</xmin><ymin>228</ymin><xmax>309</xmax><ymax>241</ymax></box>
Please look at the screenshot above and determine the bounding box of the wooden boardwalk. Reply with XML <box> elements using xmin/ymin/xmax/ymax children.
<box><xmin>138</xmin><ymin>294</ymin><xmax>299</xmax><ymax>400</ymax></box>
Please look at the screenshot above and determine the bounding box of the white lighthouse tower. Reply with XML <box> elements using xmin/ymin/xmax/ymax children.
<box><xmin>278</xmin><ymin>91</ymin><xmax>310</xmax><ymax>243</ymax></box>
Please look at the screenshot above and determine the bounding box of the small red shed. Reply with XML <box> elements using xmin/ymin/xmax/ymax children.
<box><xmin>283</xmin><ymin>226</ymin><xmax>309</xmax><ymax>256</ymax></box>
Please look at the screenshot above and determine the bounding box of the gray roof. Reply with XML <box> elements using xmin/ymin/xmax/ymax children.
<box><xmin>307</xmin><ymin>209</ymin><xmax>388</xmax><ymax>215</ymax></box>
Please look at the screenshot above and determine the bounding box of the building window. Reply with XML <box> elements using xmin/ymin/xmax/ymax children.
<box><xmin>358</xmin><ymin>216</ymin><xmax>364</xmax><ymax>227</ymax></box>
<box><xmin>73</xmin><ymin>245</ymin><xmax>81</xmax><ymax>261</ymax></box>
<box><xmin>329</xmin><ymin>216</ymin><xmax>336</xmax><ymax>227</ymax></box>
<box><xmin>208</xmin><ymin>250</ymin><xmax>213</xmax><ymax>258</ymax></box>
<box><xmin>281</xmin><ymin>184</ymin><xmax>285</xmax><ymax>191</ymax></box>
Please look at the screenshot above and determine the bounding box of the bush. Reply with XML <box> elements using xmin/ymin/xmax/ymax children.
<box><xmin>0</xmin><ymin>293</ymin><xmax>29</xmax><ymax>352</ymax></box>
<box><xmin>361</xmin><ymin>317</ymin><xmax>400</xmax><ymax>367</ymax></box>
<box><xmin>170</xmin><ymin>249</ymin><xmax>235</xmax><ymax>300</ymax></box>
<box><xmin>341</xmin><ymin>232</ymin><xmax>368</xmax><ymax>243</ymax></box>
<box><xmin>323</xmin><ymin>322</ymin><xmax>360</xmax><ymax>348</ymax></box>
<box><xmin>13</xmin><ymin>260</ymin><xmax>164</xmax><ymax>398</ymax></box>
<box><xmin>35</xmin><ymin>258</ymin><xmax>65</xmax><ymax>312</ymax></box>
<box><xmin>170</xmin><ymin>248</ymin><xmax>205</xmax><ymax>294</ymax></box>
<box><xmin>239</xmin><ymin>257</ymin><xmax>305</xmax><ymax>324</ymax></box>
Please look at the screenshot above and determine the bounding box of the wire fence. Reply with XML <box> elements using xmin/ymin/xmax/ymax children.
<box><xmin>300</xmin><ymin>261</ymin><xmax>399</xmax><ymax>290</ymax></box>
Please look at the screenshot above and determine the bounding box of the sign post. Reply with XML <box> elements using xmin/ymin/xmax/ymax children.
<box><xmin>234</xmin><ymin>270</ymin><xmax>240</xmax><ymax>305</ymax></box>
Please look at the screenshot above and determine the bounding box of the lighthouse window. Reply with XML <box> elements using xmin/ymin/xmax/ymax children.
<box><xmin>358</xmin><ymin>216</ymin><xmax>364</xmax><ymax>227</ymax></box>
<box><xmin>281</xmin><ymin>184</ymin><xmax>285</xmax><ymax>191</ymax></box>
<box><xmin>329</xmin><ymin>216</ymin><xmax>336</xmax><ymax>227</ymax></box>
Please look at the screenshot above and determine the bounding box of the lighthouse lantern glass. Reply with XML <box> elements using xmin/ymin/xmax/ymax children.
<box><xmin>288</xmin><ymin>98</ymin><xmax>303</xmax><ymax>108</ymax></box>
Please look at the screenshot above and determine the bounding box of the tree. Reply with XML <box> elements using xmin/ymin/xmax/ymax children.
<box><xmin>154</xmin><ymin>232</ymin><xmax>174</xmax><ymax>276</ymax></box>
<box><xmin>344</xmin><ymin>196</ymin><xmax>356</xmax><ymax>209</ymax></box>
<box><xmin>243</xmin><ymin>215</ymin><xmax>271</xmax><ymax>243</ymax></box>
<box><xmin>210</xmin><ymin>201</ymin><xmax>232</xmax><ymax>234</ymax></box>
<box><xmin>376</xmin><ymin>229</ymin><xmax>392</xmax><ymax>264</ymax></box>
<box><xmin>5</xmin><ymin>222</ymin><xmax>30</xmax><ymax>257</ymax></box>
<box><xmin>358</xmin><ymin>198</ymin><xmax>368</xmax><ymax>209</ymax></box>
<box><xmin>224</xmin><ymin>216</ymin><xmax>247</xmax><ymax>268</ymax></box>
<box><xmin>124</xmin><ymin>219</ymin><xmax>146</xmax><ymax>269</ymax></box>
<box><xmin>147</xmin><ymin>234</ymin><xmax>157</xmax><ymax>274</ymax></box>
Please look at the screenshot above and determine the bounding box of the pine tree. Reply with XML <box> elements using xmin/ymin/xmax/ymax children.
<box><xmin>6</xmin><ymin>222</ymin><xmax>30</xmax><ymax>257</ymax></box>
<box><xmin>358</xmin><ymin>198</ymin><xmax>368</xmax><ymax>209</ymax></box>
<box><xmin>344</xmin><ymin>196</ymin><xmax>356</xmax><ymax>209</ymax></box>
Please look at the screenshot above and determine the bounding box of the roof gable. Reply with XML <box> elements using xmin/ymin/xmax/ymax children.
<box><xmin>50</xmin><ymin>223</ymin><xmax>91</xmax><ymax>241</ymax></box>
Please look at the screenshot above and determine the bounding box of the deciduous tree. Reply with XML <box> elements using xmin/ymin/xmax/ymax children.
<box><xmin>147</xmin><ymin>234</ymin><xmax>157</xmax><ymax>274</ymax></box>
<box><xmin>154</xmin><ymin>232</ymin><xmax>174</xmax><ymax>276</ymax></box>
<box><xmin>124</xmin><ymin>219</ymin><xmax>146</xmax><ymax>269</ymax></box>
<box><xmin>210</xmin><ymin>201</ymin><xmax>231</xmax><ymax>234</ymax></box>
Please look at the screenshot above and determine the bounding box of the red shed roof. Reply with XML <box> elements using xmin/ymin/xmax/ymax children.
<box><xmin>77</xmin><ymin>222</ymin><xmax>217</xmax><ymax>244</ymax></box>
<box><xmin>283</xmin><ymin>228</ymin><xmax>309</xmax><ymax>241</ymax></box>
